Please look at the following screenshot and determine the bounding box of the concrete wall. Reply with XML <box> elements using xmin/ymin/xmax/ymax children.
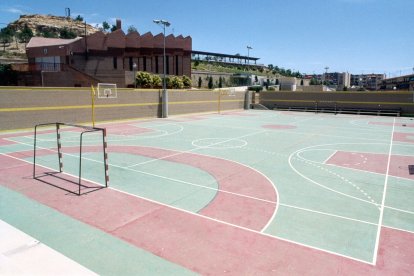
<box><xmin>42</xmin><ymin>67</ymin><xmax>99</xmax><ymax>87</ymax></box>
<box><xmin>0</xmin><ymin>87</ymin><xmax>246</xmax><ymax>131</ymax></box>
<box><xmin>260</xmin><ymin>91</ymin><xmax>414</xmax><ymax>115</ymax></box>
<box><xmin>191</xmin><ymin>71</ymin><xmax>234</xmax><ymax>88</ymax></box>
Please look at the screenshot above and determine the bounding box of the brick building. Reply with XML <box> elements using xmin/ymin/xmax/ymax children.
<box><xmin>25</xmin><ymin>21</ymin><xmax>192</xmax><ymax>87</ymax></box>
<box><xmin>350</xmin><ymin>74</ymin><xmax>385</xmax><ymax>90</ymax></box>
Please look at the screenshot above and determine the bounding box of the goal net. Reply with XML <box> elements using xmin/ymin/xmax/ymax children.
<box><xmin>97</xmin><ymin>83</ymin><xmax>117</xmax><ymax>98</ymax></box>
<box><xmin>33</xmin><ymin>122</ymin><xmax>109</xmax><ymax>195</ymax></box>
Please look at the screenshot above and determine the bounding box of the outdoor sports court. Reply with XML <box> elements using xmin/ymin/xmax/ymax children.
<box><xmin>1</xmin><ymin>109</ymin><xmax>414</xmax><ymax>274</ymax></box>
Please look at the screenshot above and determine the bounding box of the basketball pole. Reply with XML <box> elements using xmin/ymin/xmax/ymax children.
<box><xmin>218</xmin><ymin>89</ymin><xmax>221</xmax><ymax>114</ymax></box>
<box><xmin>90</xmin><ymin>85</ymin><xmax>96</xmax><ymax>127</ymax></box>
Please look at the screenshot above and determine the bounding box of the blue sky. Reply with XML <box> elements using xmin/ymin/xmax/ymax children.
<box><xmin>1</xmin><ymin>0</ymin><xmax>413</xmax><ymax>76</ymax></box>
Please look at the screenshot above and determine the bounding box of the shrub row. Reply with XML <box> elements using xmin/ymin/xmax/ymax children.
<box><xmin>135</xmin><ymin>71</ymin><xmax>192</xmax><ymax>89</ymax></box>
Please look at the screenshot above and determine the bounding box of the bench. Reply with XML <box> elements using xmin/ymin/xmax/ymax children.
<box><xmin>273</xmin><ymin>105</ymin><xmax>401</xmax><ymax>117</ymax></box>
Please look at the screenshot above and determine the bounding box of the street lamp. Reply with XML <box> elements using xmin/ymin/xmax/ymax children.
<box><xmin>247</xmin><ymin>45</ymin><xmax>252</xmax><ymax>65</ymax></box>
<box><xmin>153</xmin><ymin>19</ymin><xmax>171</xmax><ymax>118</ymax></box>
<box><xmin>324</xmin><ymin>66</ymin><xmax>329</xmax><ymax>85</ymax></box>
<box><xmin>247</xmin><ymin>46</ymin><xmax>252</xmax><ymax>85</ymax></box>
<box><xmin>132</xmin><ymin>62</ymin><xmax>137</xmax><ymax>88</ymax></box>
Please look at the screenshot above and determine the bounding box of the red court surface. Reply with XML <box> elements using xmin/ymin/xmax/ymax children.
<box><xmin>394</xmin><ymin>132</ymin><xmax>414</xmax><ymax>143</ymax></box>
<box><xmin>1</xmin><ymin>112</ymin><xmax>414</xmax><ymax>274</ymax></box>
<box><xmin>326</xmin><ymin>151</ymin><xmax>414</xmax><ymax>180</ymax></box>
<box><xmin>1</xmin><ymin>152</ymin><xmax>414</xmax><ymax>275</ymax></box>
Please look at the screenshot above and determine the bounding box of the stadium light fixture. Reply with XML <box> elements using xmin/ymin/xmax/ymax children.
<box><xmin>153</xmin><ymin>19</ymin><xmax>171</xmax><ymax>118</ymax></box>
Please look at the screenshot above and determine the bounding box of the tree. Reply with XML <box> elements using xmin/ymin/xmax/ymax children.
<box><xmin>0</xmin><ymin>64</ymin><xmax>18</xmax><ymax>85</ymax></box>
<box><xmin>127</xmin><ymin>25</ymin><xmax>138</xmax><ymax>34</ymax></box>
<box><xmin>74</xmin><ymin>15</ymin><xmax>84</xmax><ymax>22</ymax></box>
<box><xmin>59</xmin><ymin>28</ymin><xmax>77</xmax><ymax>39</ymax></box>
<box><xmin>102</xmin><ymin>21</ymin><xmax>111</xmax><ymax>32</ymax></box>
<box><xmin>0</xmin><ymin>27</ymin><xmax>13</xmax><ymax>51</ymax></box>
<box><xmin>300</xmin><ymin>79</ymin><xmax>304</xmax><ymax>86</ymax></box>
<box><xmin>17</xmin><ymin>24</ymin><xmax>33</xmax><ymax>44</ymax></box>
<box><xmin>198</xmin><ymin>76</ymin><xmax>202</xmax><ymax>88</ymax></box>
<box><xmin>110</xmin><ymin>25</ymin><xmax>118</xmax><ymax>32</ymax></box>
<box><xmin>41</xmin><ymin>29</ymin><xmax>58</xmax><ymax>38</ymax></box>
<box><xmin>208</xmin><ymin>76</ymin><xmax>213</xmax><ymax>89</ymax></box>
<box><xmin>268</xmin><ymin>64</ymin><xmax>274</xmax><ymax>71</ymax></box>
<box><xmin>182</xmin><ymin>75</ymin><xmax>192</xmax><ymax>88</ymax></box>
<box><xmin>218</xmin><ymin>76</ymin><xmax>223</xmax><ymax>88</ymax></box>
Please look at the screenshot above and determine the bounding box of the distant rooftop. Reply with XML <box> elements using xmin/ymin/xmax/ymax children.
<box><xmin>192</xmin><ymin>50</ymin><xmax>259</xmax><ymax>61</ymax></box>
<box><xmin>191</xmin><ymin>50</ymin><xmax>262</xmax><ymax>67</ymax></box>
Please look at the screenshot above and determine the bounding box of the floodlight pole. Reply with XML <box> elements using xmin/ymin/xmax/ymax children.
<box><xmin>247</xmin><ymin>45</ymin><xmax>252</xmax><ymax>65</ymax></box>
<box><xmin>247</xmin><ymin>45</ymin><xmax>252</xmax><ymax>85</ymax></box>
<box><xmin>133</xmin><ymin>62</ymin><xmax>137</xmax><ymax>88</ymax></box>
<box><xmin>153</xmin><ymin>19</ymin><xmax>171</xmax><ymax>118</ymax></box>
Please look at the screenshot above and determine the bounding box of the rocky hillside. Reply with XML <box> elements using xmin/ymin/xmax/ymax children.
<box><xmin>1</xmin><ymin>14</ymin><xmax>99</xmax><ymax>57</ymax></box>
<box><xmin>9</xmin><ymin>14</ymin><xmax>99</xmax><ymax>37</ymax></box>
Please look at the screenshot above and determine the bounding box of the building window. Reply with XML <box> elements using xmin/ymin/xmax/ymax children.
<box><xmin>166</xmin><ymin>56</ymin><xmax>170</xmax><ymax>75</ymax></box>
<box><xmin>129</xmin><ymin>57</ymin><xmax>133</xmax><ymax>71</ymax></box>
<box><xmin>155</xmin><ymin>56</ymin><xmax>159</xmax><ymax>74</ymax></box>
<box><xmin>113</xmin><ymin>57</ymin><xmax>117</xmax><ymax>69</ymax></box>
<box><xmin>143</xmin><ymin>57</ymin><xmax>147</xmax><ymax>71</ymax></box>
<box><xmin>175</xmin><ymin>55</ymin><xmax>179</xmax><ymax>75</ymax></box>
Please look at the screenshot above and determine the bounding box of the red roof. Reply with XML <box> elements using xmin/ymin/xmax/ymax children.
<box><xmin>26</xmin><ymin>37</ymin><xmax>82</xmax><ymax>48</ymax></box>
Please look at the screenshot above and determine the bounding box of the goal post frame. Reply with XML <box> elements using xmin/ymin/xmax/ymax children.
<box><xmin>33</xmin><ymin>122</ymin><xmax>109</xmax><ymax>195</ymax></box>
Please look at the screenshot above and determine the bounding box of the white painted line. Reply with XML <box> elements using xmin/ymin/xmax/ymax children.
<box><xmin>279</xmin><ymin>203</ymin><xmax>378</xmax><ymax>226</ymax></box>
<box><xmin>384</xmin><ymin>205</ymin><xmax>414</xmax><ymax>215</ymax></box>
<box><xmin>127</xmin><ymin>129</ymin><xmax>266</xmax><ymax>168</ymax></box>
<box><xmin>372</xmin><ymin>117</ymin><xmax>395</xmax><ymax>265</ymax></box>
<box><xmin>325</xmin><ymin>160</ymin><xmax>414</xmax><ymax>182</ymax></box>
<box><xmin>1</xmin><ymin>151</ymin><xmax>373</xmax><ymax>265</ymax></box>
<box><xmin>4</xmin><ymin>140</ymin><xmax>277</xmax><ymax>207</ymax></box>
<box><xmin>107</xmin><ymin>187</ymin><xmax>373</xmax><ymax>266</ymax></box>
<box><xmin>295</xmin><ymin>150</ymin><xmax>380</xmax><ymax>208</ymax></box>
<box><xmin>383</xmin><ymin>225</ymin><xmax>414</xmax><ymax>235</ymax></box>
<box><xmin>289</xmin><ymin>144</ymin><xmax>381</xmax><ymax>206</ymax></box>
<box><xmin>322</xmin><ymin>150</ymin><xmax>338</xmax><ymax>164</ymax></box>
<box><xmin>282</xmin><ymin>129</ymin><xmax>391</xmax><ymax>142</ymax></box>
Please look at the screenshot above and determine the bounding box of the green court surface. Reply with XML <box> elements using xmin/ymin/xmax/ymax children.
<box><xmin>1</xmin><ymin>110</ymin><xmax>414</xmax><ymax>274</ymax></box>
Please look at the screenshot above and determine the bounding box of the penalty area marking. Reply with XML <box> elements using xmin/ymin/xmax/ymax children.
<box><xmin>288</xmin><ymin>142</ymin><xmax>388</xmax><ymax>207</ymax></box>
